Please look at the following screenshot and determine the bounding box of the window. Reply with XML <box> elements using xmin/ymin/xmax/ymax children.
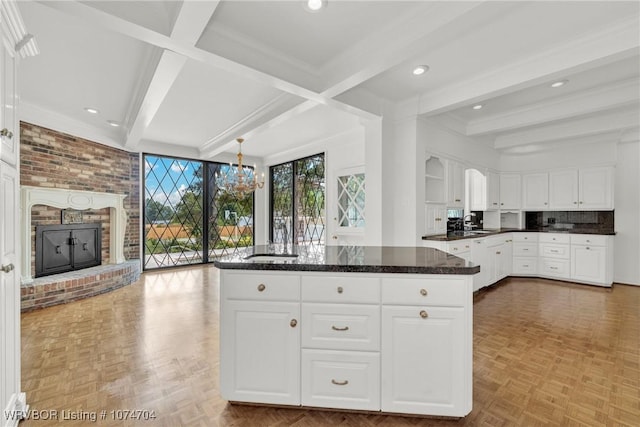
<box><xmin>143</xmin><ymin>155</ymin><xmax>254</xmax><ymax>270</ymax></box>
<box><xmin>270</xmin><ymin>153</ymin><xmax>325</xmax><ymax>247</ymax></box>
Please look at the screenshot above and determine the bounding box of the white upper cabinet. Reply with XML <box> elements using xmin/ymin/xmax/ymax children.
<box><xmin>499</xmin><ymin>174</ymin><xmax>521</xmax><ymax>210</ymax></box>
<box><xmin>549</xmin><ymin>170</ymin><xmax>579</xmax><ymax>209</ymax></box>
<box><xmin>522</xmin><ymin>173</ymin><xmax>549</xmax><ymax>210</ymax></box>
<box><xmin>446</xmin><ymin>160</ymin><xmax>465</xmax><ymax>209</ymax></box>
<box><xmin>486</xmin><ymin>171</ymin><xmax>500</xmax><ymax>210</ymax></box>
<box><xmin>579</xmin><ymin>167</ymin><xmax>613</xmax><ymax>210</ymax></box>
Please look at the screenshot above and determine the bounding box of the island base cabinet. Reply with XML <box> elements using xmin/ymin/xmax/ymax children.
<box><xmin>381</xmin><ymin>306</ymin><xmax>471</xmax><ymax>417</ymax></box>
<box><xmin>220</xmin><ymin>300</ymin><xmax>300</xmax><ymax>405</ymax></box>
<box><xmin>301</xmin><ymin>350</ymin><xmax>380</xmax><ymax>410</ymax></box>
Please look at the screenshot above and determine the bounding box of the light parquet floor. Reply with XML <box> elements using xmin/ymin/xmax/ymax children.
<box><xmin>20</xmin><ymin>268</ymin><xmax>639</xmax><ymax>426</ymax></box>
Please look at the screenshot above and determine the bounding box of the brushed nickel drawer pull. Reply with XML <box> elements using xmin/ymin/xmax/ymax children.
<box><xmin>331</xmin><ymin>325</ymin><xmax>349</xmax><ymax>331</ymax></box>
<box><xmin>257</xmin><ymin>284</ymin><xmax>266</xmax><ymax>292</ymax></box>
<box><xmin>337</xmin><ymin>286</ymin><xmax>343</xmax><ymax>294</ymax></box>
<box><xmin>290</xmin><ymin>319</ymin><xmax>297</xmax><ymax>328</ymax></box>
<box><xmin>420</xmin><ymin>288</ymin><xmax>427</xmax><ymax>296</ymax></box>
<box><xmin>331</xmin><ymin>379</ymin><xmax>349</xmax><ymax>386</ymax></box>
<box><xmin>420</xmin><ymin>310</ymin><xmax>428</xmax><ymax>319</ymax></box>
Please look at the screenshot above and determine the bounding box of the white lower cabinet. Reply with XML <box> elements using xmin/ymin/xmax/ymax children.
<box><xmin>301</xmin><ymin>349</ymin><xmax>380</xmax><ymax>410</ymax></box>
<box><xmin>570</xmin><ymin>235</ymin><xmax>613</xmax><ymax>286</ymax></box>
<box><xmin>381</xmin><ymin>305</ymin><xmax>469</xmax><ymax>416</ymax></box>
<box><xmin>220</xmin><ymin>300</ymin><xmax>301</xmax><ymax>405</ymax></box>
<box><xmin>220</xmin><ymin>271</ymin><xmax>474</xmax><ymax>417</ymax></box>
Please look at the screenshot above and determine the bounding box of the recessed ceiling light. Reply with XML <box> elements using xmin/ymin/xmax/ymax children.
<box><xmin>84</xmin><ymin>107</ymin><xmax>99</xmax><ymax>114</ymax></box>
<box><xmin>107</xmin><ymin>120</ymin><xmax>120</xmax><ymax>127</ymax></box>
<box><xmin>412</xmin><ymin>65</ymin><xmax>429</xmax><ymax>76</ymax></box>
<box><xmin>306</xmin><ymin>0</ymin><xmax>326</xmax><ymax>12</ymax></box>
<box><xmin>472</xmin><ymin>104</ymin><xmax>483</xmax><ymax>110</ymax></box>
<box><xmin>550</xmin><ymin>80</ymin><xmax>568</xmax><ymax>88</ymax></box>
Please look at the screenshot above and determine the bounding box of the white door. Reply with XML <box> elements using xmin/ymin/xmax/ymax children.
<box><xmin>579</xmin><ymin>167</ymin><xmax>613</xmax><ymax>210</ymax></box>
<box><xmin>446</xmin><ymin>160</ymin><xmax>464</xmax><ymax>208</ymax></box>
<box><xmin>499</xmin><ymin>174</ymin><xmax>521</xmax><ymax>210</ymax></box>
<box><xmin>549</xmin><ymin>170</ymin><xmax>578</xmax><ymax>209</ymax></box>
<box><xmin>522</xmin><ymin>173</ymin><xmax>549</xmax><ymax>210</ymax></box>
<box><xmin>571</xmin><ymin>246</ymin><xmax>606</xmax><ymax>284</ymax></box>
<box><xmin>1</xmin><ymin>163</ymin><xmax>20</xmax><ymax>424</ymax></box>
<box><xmin>220</xmin><ymin>300</ymin><xmax>300</xmax><ymax>405</ymax></box>
<box><xmin>381</xmin><ymin>306</ymin><xmax>467</xmax><ymax>417</ymax></box>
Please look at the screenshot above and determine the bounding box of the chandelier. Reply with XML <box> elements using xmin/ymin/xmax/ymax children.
<box><xmin>216</xmin><ymin>138</ymin><xmax>264</xmax><ymax>199</ymax></box>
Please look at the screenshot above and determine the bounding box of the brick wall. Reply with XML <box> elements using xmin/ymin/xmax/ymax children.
<box><xmin>20</xmin><ymin>122</ymin><xmax>140</xmax><ymax>275</ymax></box>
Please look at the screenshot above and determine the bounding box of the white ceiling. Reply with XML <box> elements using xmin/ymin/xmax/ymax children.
<box><xmin>17</xmin><ymin>0</ymin><xmax>640</xmax><ymax>161</ymax></box>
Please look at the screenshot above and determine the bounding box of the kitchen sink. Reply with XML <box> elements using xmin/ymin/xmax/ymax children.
<box><xmin>244</xmin><ymin>254</ymin><xmax>299</xmax><ymax>263</ymax></box>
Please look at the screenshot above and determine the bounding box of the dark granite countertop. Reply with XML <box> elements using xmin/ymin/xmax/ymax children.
<box><xmin>213</xmin><ymin>244</ymin><xmax>479</xmax><ymax>275</ymax></box>
<box><xmin>422</xmin><ymin>227</ymin><xmax>616</xmax><ymax>241</ymax></box>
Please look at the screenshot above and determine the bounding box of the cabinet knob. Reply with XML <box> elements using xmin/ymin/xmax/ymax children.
<box><xmin>573</xmin><ymin>201</ymin><xmax>578</xmax><ymax>204</ymax></box>
<box><xmin>501</xmin><ymin>203</ymin><xmax>504</xmax><ymax>205</ymax></box>
<box><xmin>257</xmin><ymin>283</ymin><xmax>266</xmax><ymax>292</ymax></box>
<box><xmin>453</xmin><ymin>247</ymin><xmax>458</xmax><ymax>251</ymax></box>
<box><xmin>337</xmin><ymin>286</ymin><xmax>344</xmax><ymax>294</ymax></box>
<box><xmin>544</xmin><ymin>202</ymin><xmax>548</xmax><ymax>205</ymax></box>
<box><xmin>523</xmin><ymin>264</ymin><xmax>529</xmax><ymax>268</ymax></box>
<box><xmin>332</xmin><ymin>235</ymin><xmax>338</xmax><ymax>240</ymax></box>
<box><xmin>496</xmin><ymin>251</ymin><xmax>501</xmax><ymax>255</ymax></box>
<box><xmin>493</xmin><ymin>202</ymin><xmax>498</xmax><ymax>205</ymax></box>
<box><xmin>579</xmin><ymin>201</ymin><xmax>583</xmax><ymax>204</ymax></box>
<box><xmin>586</xmin><ymin>247</ymin><xmax>590</xmax><ymax>250</ymax></box>
<box><xmin>420</xmin><ymin>288</ymin><xmax>428</xmax><ymax>296</ymax></box>
<box><xmin>524</xmin><ymin>237</ymin><xmax>528</xmax><ymax>240</ymax></box>
<box><xmin>419</xmin><ymin>310</ymin><xmax>428</xmax><ymax>319</ymax></box>
<box><xmin>0</xmin><ymin>128</ymin><xmax>13</xmax><ymax>139</ymax></box>
<box><xmin>465</xmin><ymin>245</ymin><xmax>469</xmax><ymax>249</ymax></box>
<box><xmin>1</xmin><ymin>263</ymin><xmax>14</xmax><ymax>273</ymax></box>
<box><xmin>455</xmin><ymin>199</ymin><xmax>461</xmax><ymax>202</ymax></box>
<box><xmin>586</xmin><ymin>240</ymin><xmax>590</xmax><ymax>243</ymax></box>
<box><xmin>290</xmin><ymin>319</ymin><xmax>298</xmax><ymax>328</ymax></box>
<box><xmin>331</xmin><ymin>379</ymin><xmax>349</xmax><ymax>386</ymax></box>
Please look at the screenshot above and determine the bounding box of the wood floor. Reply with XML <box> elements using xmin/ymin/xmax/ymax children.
<box><xmin>20</xmin><ymin>267</ymin><xmax>639</xmax><ymax>426</ymax></box>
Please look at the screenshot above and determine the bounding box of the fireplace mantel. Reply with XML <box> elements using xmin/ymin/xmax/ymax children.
<box><xmin>21</xmin><ymin>186</ymin><xmax>128</xmax><ymax>285</ymax></box>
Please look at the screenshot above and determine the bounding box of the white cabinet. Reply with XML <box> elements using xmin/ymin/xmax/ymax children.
<box><xmin>522</xmin><ymin>173</ymin><xmax>549</xmax><ymax>210</ymax></box>
<box><xmin>425</xmin><ymin>203</ymin><xmax>446</xmax><ymax>236</ymax></box>
<box><xmin>579</xmin><ymin>167</ymin><xmax>613</xmax><ymax>210</ymax></box>
<box><xmin>445</xmin><ymin>240</ymin><xmax>472</xmax><ymax>263</ymax></box>
<box><xmin>470</xmin><ymin>238</ymin><xmax>488</xmax><ymax>291</ymax></box>
<box><xmin>220</xmin><ymin>273</ymin><xmax>301</xmax><ymax>405</ymax></box>
<box><xmin>549</xmin><ymin>170</ymin><xmax>579</xmax><ymax>209</ymax></box>
<box><xmin>381</xmin><ymin>276</ymin><xmax>472</xmax><ymax>417</ymax></box>
<box><xmin>538</xmin><ymin>233</ymin><xmax>570</xmax><ymax>280</ymax></box>
<box><xmin>500</xmin><ymin>174</ymin><xmax>521</xmax><ymax>210</ymax></box>
<box><xmin>512</xmin><ymin>233</ymin><xmax>538</xmax><ymax>276</ymax></box>
<box><xmin>446</xmin><ymin>159</ymin><xmax>465</xmax><ymax>208</ymax></box>
<box><xmin>570</xmin><ymin>234</ymin><xmax>613</xmax><ymax>286</ymax></box>
<box><xmin>486</xmin><ymin>171</ymin><xmax>500</xmax><ymax>210</ymax></box>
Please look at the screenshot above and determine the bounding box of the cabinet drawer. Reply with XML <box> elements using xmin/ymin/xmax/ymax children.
<box><xmin>302</xmin><ymin>303</ymin><xmax>380</xmax><ymax>351</ymax></box>
<box><xmin>540</xmin><ymin>258</ymin><xmax>570</xmax><ymax>279</ymax></box>
<box><xmin>446</xmin><ymin>242</ymin><xmax>471</xmax><ymax>255</ymax></box>
<box><xmin>513</xmin><ymin>243</ymin><xmax>538</xmax><ymax>257</ymax></box>
<box><xmin>302</xmin><ymin>276</ymin><xmax>380</xmax><ymax>304</ymax></box>
<box><xmin>539</xmin><ymin>233</ymin><xmax>570</xmax><ymax>244</ymax></box>
<box><xmin>512</xmin><ymin>258</ymin><xmax>537</xmax><ymax>275</ymax></box>
<box><xmin>222</xmin><ymin>272</ymin><xmax>300</xmax><ymax>301</ymax></box>
<box><xmin>570</xmin><ymin>234</ymin><xmax>608</xmax><ymax>246</ymax></box>
<box><xmin>301</xmin><ymin>349</ymin><xmax>380</xmax><ymax>411</ymax></box>
<box><xmin>540</xmin><ymin>243</ymin><xmax>570</xmax><ymax>259</ymax></box>
<box><xmin>513</xmin><ymin>233</ymin><xmax>539</xmax><ymax>243</ymax></box>
<box><xmin>381</xmin><ymin>277</ymin><xmax>467</xmax><ymax>306</ymax></box>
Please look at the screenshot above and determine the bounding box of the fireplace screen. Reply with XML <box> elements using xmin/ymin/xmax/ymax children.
<box><xmin>35</xmin><ymin>223</ymin><xmax>102</xmax><ymax>277</ymax></box>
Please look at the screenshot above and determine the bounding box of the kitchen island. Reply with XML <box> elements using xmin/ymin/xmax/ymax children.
<box><xmin>214</xmin><ymin>245</ymin><xmax>479</xmax><ymax>417</ymax></box>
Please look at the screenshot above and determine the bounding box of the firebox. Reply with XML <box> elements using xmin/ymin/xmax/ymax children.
<box><xmin>35</xmin><ymin>223</ymin><xmax>102</xmax><ymax>277</ymax></box>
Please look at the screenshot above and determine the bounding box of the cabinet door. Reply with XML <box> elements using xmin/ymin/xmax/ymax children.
<box><xmin>499</xmin><ymin>174</ymin><xmax>521</xmax><ymax>210</ymax></box>
<box><xmin>579</xmin><ymin>167</ymin><xmax>613</xmax><ymax>210</ymax></box>
<box><xmin>446</xmin><ymin>160</ymin><xmax>464</xmax><ymax>208</ymax></box>
<box><xmin>522</xmin><ymin>173</ymin><xmax>549</xmax><ymax>210</ymax></box>
<box><xmin>381</xmin><ymin>306</ymin><xmax>469</xmax><ymax>417</ymax></box>
<box><xmin>220</xmin><ymin>300</ymin><xmax>300</xmax><ymax>405</ymax></box>
<box><xmin>0</xmin><ymin>42</ymin><xmax>17</xmax><ymax>166</ymax></box>
<box><xmin>501</xmin><ymin>237</ymin><xmax>513</xmax><ymax>278</ymax></box>
<box><xmin>470</xmin><ymin>239</ymin><xmax>488</xmax><ymax>291</ymax></box>
<box><xmin>425</xmin><ymin>203</ymin><xmax>446</xmax><ymax>236</ymax></box>
<box><xmin>486</xmin><ymin>171</ymin><xmax>500</xmax><ymax>210</ymax></box>
<box><xmin>549</xmin><ymin>170</ymin><xmax>578</xmax><ymax>209</ymax></box>
<box><xmin>571</xmin><ymin>245</ymin><xmax>606</xmax><ymax>284</ymax></box>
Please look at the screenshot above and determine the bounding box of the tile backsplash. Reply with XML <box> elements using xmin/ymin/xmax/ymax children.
<box><xmin>525</xmin><ymin>211</ymin><xmax>614</xmax><ymax>232</ymax></box>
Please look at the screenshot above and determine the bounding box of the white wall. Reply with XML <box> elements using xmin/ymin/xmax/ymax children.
<box><xmin>614</xmin><ymin>140</ymin><xmax>640</xmax><ymax>285</ymax></box>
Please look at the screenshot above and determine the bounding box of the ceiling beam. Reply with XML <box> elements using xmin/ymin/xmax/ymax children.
<box><xmin>467</xmin><ymin>78</ymin><xmax>640</xmax><ymax>136</ymax></box>
<box><xmin>494</xmin><ymin>107</ymin><xmax>640</xmax><ymax>148</ymax></box>
<box><xmin>415</xmin><ymin>16</ymin><xmax>640</xmax><ymax>117</ymax></box>
<box><xmin>124</xmin><ymin>1</ymin><xmax>220</xmax><ymax>149</ymax></box>
<box><xmin>39</xmin><ymin>0</ymin><xmax>378</xmax><ymax>122</ymax></box>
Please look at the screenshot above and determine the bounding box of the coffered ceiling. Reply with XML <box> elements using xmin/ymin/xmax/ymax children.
<box><xmin>17</xmin><ymin>1</ymin><xmax>640</xmax><ymax>161</ymax></box>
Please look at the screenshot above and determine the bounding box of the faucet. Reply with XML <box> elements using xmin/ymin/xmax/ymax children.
<box><xmin>459</xmin><ymin>213</ymin><xmax>476</xmax><ymax>231</ymax></box>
